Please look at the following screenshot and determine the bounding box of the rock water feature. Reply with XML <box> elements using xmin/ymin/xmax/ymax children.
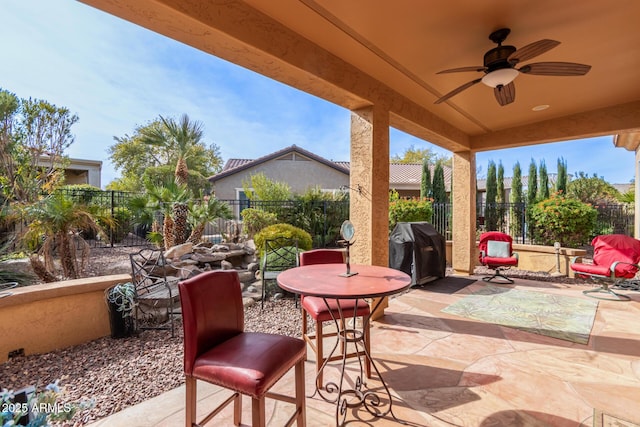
<box><xmin>163</xmin><ymin>241</ymin><xmax>263</xmax><ymax>306</ymax></box>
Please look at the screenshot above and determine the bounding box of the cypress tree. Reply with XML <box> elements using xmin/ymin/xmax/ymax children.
<box><xmin>420</xmin><ymin>159</ymin><xmax>432</xmax><ymax>199</ymax></box>
<box><xmin>485</xmin><ymin>161</ymin><xmax>498</xmax><ymax>231</ymax></box>
<box><xmin>557</xmin><ymin>157</ymin><xmax>568</xmax><ymax>195</ymax></box>
<box><xmin>527</xmin><ymin>159</ymin><xmax>538</xmax><ymax>206</ymax></box>
<box><xmin>511</xmin><ymin>162</ymin><xmax>524</xmax><ymax>239</ymax></box>
<box><xmin>497</xmin><ymin>162</ymin><xmax>505</xmax><ymax>229</ymax></box>
<box><xmin>539</xmin><ymin>160</ymin><xmax>550</xmax><ymax>200</ymax></box>
<box><xmin>432</xmin><ymin>162</ymin><xmax>447</xmax><ymax>203</ymax></box>
<box><xmin>527</xmin><ymin>159</ymin><xmax>538</xmax><ymax>241</ymax></box>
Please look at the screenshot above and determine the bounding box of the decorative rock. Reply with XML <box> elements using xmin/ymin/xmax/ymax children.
<box><xmin>237</xmin><ymin>270</ymin><xmax>255</xmax><ymax>283</ymax></box>
<box><xmin>191</xmin><ymin>253</ymin><xmax>226</xmax><ymax>263</ymax></box>
<box><xmin>211</xmin><ymin>244</ymin><xmax>229</xmax><ymax>252</ymax></box>
<box><xmin>175</xmin><ymin>265</ymin><xmax>201</xmax><ymax>279</ymax></box>
<box><xmin>242</xmin><ymin>297</ymin><xmax>256</xmax><ymax>308</ymax></box>
<box><xmin>194</xmin><ymin>242</ymin><xmax>213</xmax><ymax>249</ymax></box>
<box><xmin>220</xmin><ymin>260</ymin><xmax>233</xmax><ymax>270</ymax></box>
<box><xmin>164</xmin><ymin>242</ymin><xmax>193</xmax><ymax>260</ymax></box>
<box><xmin>247</xmin><ymin>262</ymin><xmax>259</xmax><ymax>272</ymax></box>
<box><xmin>225</xmin><ymin>250</ymin><xmax>248</xmax><ymax>259</ymax></box>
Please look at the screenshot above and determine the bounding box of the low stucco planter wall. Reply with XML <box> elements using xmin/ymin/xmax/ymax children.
<box><xmin>444</xmin><ymin>241</ymin><xmax>587</xmax><ymax>277</ymax></box>
<box><xmin>1</xmin><ymin>242</ymin><xmax>588</xmax><ymax>363</ymax></box>
<box><xmin>0</xmin><ymin>274</ymin><xmax>130</xmax><ymax>363</ymax></box>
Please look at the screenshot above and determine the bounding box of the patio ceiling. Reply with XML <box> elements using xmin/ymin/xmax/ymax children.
<box><xmin>80</xmin><ymin>0</ymin><xmax>640</xmax><ymax>153</ymax></box>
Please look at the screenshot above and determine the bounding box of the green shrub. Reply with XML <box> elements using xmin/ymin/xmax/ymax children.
<box><xmin>254</xmin><ymin>223</ymin><xmax>313</xmax><ymax>256</ymax></box>
<box><xmin>241</xmin><ymin>208</ymin><xmax>279</xmax><ymax>238</ymax></box>
<box><xmin>388</xmin><ymin>191</ymin><xmax>433</xmax><ymax>231</ymax></box>
<box><xmin>96</xmin><ymin>206</ymin><xmax>133</xmax><ymax>243</ymax></box>
<box><xmin>529</xmin><ymin>193</ymin><xmax>597</xmax><ymax>247</ymax></box>
<box><xmin>60</xmin><ymin>184</ymin><xmax>102</xmax><ymax>204</ymax></box>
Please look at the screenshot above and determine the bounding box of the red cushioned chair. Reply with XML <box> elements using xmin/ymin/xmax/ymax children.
<box><xmin>478</xmin><ymin>231</ymin><xmax>519</xmax><ymax>284</ymax></box>
<box><xmin>570</xmin><ymin>234</ymin><xmax>640</xmax><ymax>301</ymax></box>
<box><xmin>179</xmin><ymin>270</ymin><xmax>307</xmax><ymax>427</ymax></box>
<box><xmin>299</xmin><ymin>249</ymin><xmax>371</xmax><ymax>390</ymax></box>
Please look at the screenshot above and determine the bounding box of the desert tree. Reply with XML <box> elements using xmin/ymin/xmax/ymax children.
<box><xmin>0</xmin><ymin>88</ymin><xmax>78</xmax><ymax>203</ymax></box>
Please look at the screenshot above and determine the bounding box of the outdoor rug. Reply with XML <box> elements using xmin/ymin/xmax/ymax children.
<box><xmin>593</xmin><ymin>409</ymin><xmax>640</xmax><ymax>427</ymax></box>
<box><xmin>441</xmin><ymin>285</ymin><xmax>599</xmax><ymax>344</ymax></box>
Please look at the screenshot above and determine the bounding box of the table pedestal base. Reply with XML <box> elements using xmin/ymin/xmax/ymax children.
<box><xmin>311</xmin><ymin>298</ymin><xmax>405</xmax><ymax>426</ymax></box>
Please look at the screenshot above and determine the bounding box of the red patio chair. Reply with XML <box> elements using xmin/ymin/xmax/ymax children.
<box><xmin>179</xmin><ymin>270</ymin><xmax>306</xmax><ymax>427</ymax></box>
<box><xmin>478</xmin><ymin>231</ymin><xmax>519</xmax><ymax>283</ymax></box>
<box><xmin>299</xmin><ymin>249</ymin><xmax>371</xmax><ymax>390</ymax></box>
<box><xmin>570</xmin><ymin>234</ymin><xmax>640</xmax><ymax>301</ymax></box>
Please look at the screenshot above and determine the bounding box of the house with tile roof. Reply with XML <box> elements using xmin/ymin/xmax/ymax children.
<box><xmin>208</xmin><ymin>145</ymin><xmax>350</xmax><ymax>203</ymax></box>
<box><xmin>208</xmin><ymin>145</ymin><xmax>452</xmax><ymax>205</ymax></box>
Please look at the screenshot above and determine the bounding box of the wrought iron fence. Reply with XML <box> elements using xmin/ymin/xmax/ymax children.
<box><xmin>476</xmin><ymin>202</ymin><xmax>527</xmax><ymax>243</ymax></box>
<box><xmin>2</xmin><ymin>188</ymin><xmax>633</xmax><ymax>252</ymax></box>
<box><xmin>476</xmin><ymin>202</ymin><xmax>634</xmax><ymax>244</ymax></box>
<box><xmin>593</xmin><ymin>203</ymin><xmax>634</xmax><ymax>238</ymax></box>
<box><xmin>216</xmin><ymin>199</ymin><xmax>350</xmax><ymax>248</ymax></box>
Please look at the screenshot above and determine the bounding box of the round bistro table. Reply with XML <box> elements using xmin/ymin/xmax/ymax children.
<box><xmin>278</xmin><ymin>263</ymin><xmax>411</xmax><ymax>426</ymax></box>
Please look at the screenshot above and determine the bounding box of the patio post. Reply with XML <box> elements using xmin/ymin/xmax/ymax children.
<box><xmin>350</xmin><ymin>105</ymin><xmax>390</xmax><ymax>319</ymax></box>
<box><xmin>452</xmin><ymin>150</ymin><xmax>477</xmax><ymax>275</ymax></box>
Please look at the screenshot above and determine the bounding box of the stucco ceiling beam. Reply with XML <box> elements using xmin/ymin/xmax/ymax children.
<box><xmin>471</xmin><ymin>101</ymin><xmax>640</xmax><ymax>151</ymax></box>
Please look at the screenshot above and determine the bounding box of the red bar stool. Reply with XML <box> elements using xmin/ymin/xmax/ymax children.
<box><xmin>179</xmin><ymin>270</ymin><xmax>307</xmax><ymax>426</ymax></box>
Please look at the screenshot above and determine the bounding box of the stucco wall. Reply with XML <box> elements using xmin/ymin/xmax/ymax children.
<box><xmin>213</xmin><ymin>157</ymin><xmax>349</xmax><ymax>200</ymax></box>
<box><xmin>0</xmin><ymin>274</ymin><xmax>130</xmax><ymax>363</ymax></box>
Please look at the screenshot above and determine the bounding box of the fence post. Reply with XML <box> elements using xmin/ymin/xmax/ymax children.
<box><xmin>110</xmin><ymin>190</ymin><xmax>115</xmax><ymax>247</ymax></box>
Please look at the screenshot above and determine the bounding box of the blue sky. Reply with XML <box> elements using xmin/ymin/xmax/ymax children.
<box><xmin>1</xmin><ymin>0</ymin><xmax>635</xmax><ymax>187</ymax></box>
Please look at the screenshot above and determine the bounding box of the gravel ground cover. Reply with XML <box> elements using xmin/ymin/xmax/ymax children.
<box><xmin>0</xmin><ymin>245</ymin><xmax>596</xmax><ymax>425</ymax></box>
<box><xmin>0</xmin><ymin>299</ymin><xmax>301</xmax><ymax>426</ymax></box>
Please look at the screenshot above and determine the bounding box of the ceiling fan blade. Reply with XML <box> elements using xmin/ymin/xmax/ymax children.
<box><xmin>519</xmin><ymin>62</ymin><xmax>591</xmax><ymax>76</ymax></box>
<box><xmin>508</xmin><ymin>39</ymin><xmax>560</xmax><ymax>64</ymax></box>
<box><xmin>434</xmin><ymin>78</ymin><xmax>483</xmax><ymax>104</ymax></box>
<box><xmin>494</xmin><ymin>82</ymin><xmax>515</xmax><ymax>106</ymax></box>
<box><xmin>436</xmin><ymin>66</ymin><xmax>486</xmax><ymax>74</ymax></box>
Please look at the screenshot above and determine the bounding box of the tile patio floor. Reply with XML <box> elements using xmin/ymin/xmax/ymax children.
<box><xmin>89</xmin><ymin>275</ymin><xmax>640</xmax><ymax>427</ymax></box>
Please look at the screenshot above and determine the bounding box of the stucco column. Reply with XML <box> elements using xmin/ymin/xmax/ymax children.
<box><xmin>452</xmin><ymin>150</ymin><xmax>477</xmax><ymax>275</ymax></box>
<box><xmin>350</xmin><ymin>105</ymin><xmax>390</xmax><ymax>318</ymax></box>
<box><xmin>635</xmin><ymin>148</ymin><xmax>640</xmax><ymax>239</ymax></box>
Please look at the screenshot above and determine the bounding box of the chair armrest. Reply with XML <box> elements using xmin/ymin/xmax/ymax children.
<box><xmin>570</xmin><ymin>256</ymin><xmax>582</xmax><ymax>265</ymax></box>
<box><xmin>609</xmin><ymin>261</ymin><xmax>640</xmax><ymax>278</ymax></box>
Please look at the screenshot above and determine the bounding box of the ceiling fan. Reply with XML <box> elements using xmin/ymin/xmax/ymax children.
<box><xmin>434</xmin><ymin>28</ymin><xmax>591</xmax><ymax>106</ymax></box>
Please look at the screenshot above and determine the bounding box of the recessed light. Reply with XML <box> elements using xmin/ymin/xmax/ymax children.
<box><xmin>532</xmin><ymin>104</ymin><xmax>550</xmax><ymax>111</ymax></box>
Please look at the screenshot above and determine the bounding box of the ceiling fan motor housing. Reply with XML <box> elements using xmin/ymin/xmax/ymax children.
<box><xmin>483</xmin><ymin>45</ymin><xmax>516</xmax><ymax>72</ymax></box>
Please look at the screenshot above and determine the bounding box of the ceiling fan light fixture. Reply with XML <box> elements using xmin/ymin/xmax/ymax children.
<box><xmin>481</xmin><ymin>68</ymin><xmax>519</xmax><ymax>88</ymax></box>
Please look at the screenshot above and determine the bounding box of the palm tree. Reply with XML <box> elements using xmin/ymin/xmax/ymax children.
<box><xmin>141</xmin><ymin>114</ymin><xmax>204</xmax><ymax>244</ymax></box>
<box><xmin>142</xmin><ymin>180</ymin><xmax>191</xmax><ymax>249</ymax></box>
<box><xmin>21</xmin><ymin>192</ymin><xmax>109</xmax><ymax>281</ymax></box>
<box><xmin>186</xmin><ymin>196</ymin><xmax>232</xmax><ymax>245</ymax></box>
<box><xmin>140</xmin><ymin>114</ymin><xmax>204</xmax><ymax>186</ymax></box>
